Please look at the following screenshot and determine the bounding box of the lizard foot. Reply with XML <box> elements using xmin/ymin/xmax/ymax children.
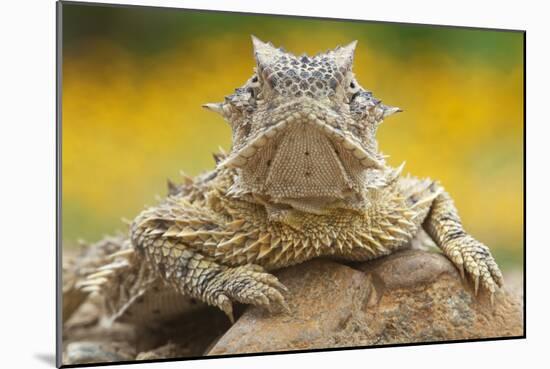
<box><xmin>209</xmin><ymin>264</ymin><xmax>289</xmax><ymax>322</ymax></box>
<box><xmin>445</xmin><ymin>235</ymin><xmax>504</xmax><ymax>304</ymax></box>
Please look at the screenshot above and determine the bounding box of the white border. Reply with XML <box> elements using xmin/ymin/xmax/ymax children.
<box><xmin>1</xmin><ymin>0</ymin><xmax>547</xmax><ymax>368</ymax></box>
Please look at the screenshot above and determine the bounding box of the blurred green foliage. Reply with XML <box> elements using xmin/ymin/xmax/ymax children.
<box><xmin>63</xmin><ymin>4</ymin><xmax>522</xmax><ymax>67</ymax></box>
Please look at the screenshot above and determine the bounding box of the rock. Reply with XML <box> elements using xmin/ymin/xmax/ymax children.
<box><xmin>209</xmin><ymin>259</ymin><xmax>370</xmax><ymax>355</ymax></box>
<box><xmin>63</xmin><ymin>303</ymin><xmax>230</xmax><ymax>365</ymax></box>
<box><xmin>65</xmin><ymin>341</ymin><xmax>136</xmax><ymax>364</ymax></box>
<box><xmin>134</xmin><ymin>307</ymin><xmax>231</xmax><ymax>357</ymax></box>
<box><xmin>62</xmin><ymin>297</ymin><xmax>138</xmax><ymax>365</ymax></box>
<box><xmin>136</xmin><ymin>342</ymin><xmax>189</xmax><ymax>361</ymax></box>
<box><xmin>353</xmin><ymin>249</ymin><xmax>523</xmax><ymax>343</ymax></box>
<box><xmin>208</xmin><ymin>250</ymin><xmax>523</xmax><ymax>355</ymax></box>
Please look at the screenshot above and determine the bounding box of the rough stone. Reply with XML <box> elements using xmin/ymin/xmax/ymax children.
<box><xmin>66</xmin><ymin>341</ymin><xmax>136</xmax><ymax>364</ymax></box>
<box><xmin>63</xmin><ymin>301</ymin><xmax>230</xmax><ymax>365</ymax></box>
<box><xmin>209</xmin><ymin>258</ymin><xmax>370</xmax><ymax>355</ymax></box>
<box><xmin>136</xmin><ymin>342</ymin><xmax>190</xmax><ymax>361</ymax></box>
<box><xmin>208</xmin><ymin>250</ymin><xmax>523</xmax><ymax>355</ymax></box>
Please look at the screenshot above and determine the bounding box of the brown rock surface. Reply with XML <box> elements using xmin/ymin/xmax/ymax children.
<box><xmin>210</xmin><ymin>259</ymin><xmax>371</xmax><ymax>355</ymax></box>
<box><xmin>63</xmin><ymin>299</ymin><xmax>230</xmax><ymax>365</ymax></box>
<box><xmin>63</xmin><ymin>249</ymin><xmax>523</xmax><ymax>363</ymax></box>
<box><xmin>66</xmin><ymin>341</ymin><xmax>136</xmax><ymax>364</ymax></box>
<box><xmin>208</xmin><ymin>250</ymin><xmax>523</xmax><ymax>355</ymax></box>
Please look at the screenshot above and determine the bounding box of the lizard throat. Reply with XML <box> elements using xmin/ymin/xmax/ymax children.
<box><xmin>224</xmin><ymin>113</ymin><xmax>384</xmax><ymax>213</ymax></box>
<box><xmin>263</xmin><ymin>123</ymin><xmax>355</xmax><ymax>199</ymax></box>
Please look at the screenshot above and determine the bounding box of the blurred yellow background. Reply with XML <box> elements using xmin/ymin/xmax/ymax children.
<box><xmin>62</xmin><ymin>5</ymin><xmax>524</xmax><ymax>269</ymax></box>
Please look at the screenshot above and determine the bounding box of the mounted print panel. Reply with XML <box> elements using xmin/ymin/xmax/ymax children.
<box><xmin>57</xmin><ymin>1</ymin><xmax>525</xmax><ymax>367</ymax></box>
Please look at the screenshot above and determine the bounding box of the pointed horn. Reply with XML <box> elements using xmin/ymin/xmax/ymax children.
<box><xmin>251</xmin><ymin>35</ymin><xmax>267</xmax><ymax>52</ymax></box>
<box><xmin>251</xmin><ymin>35</ymin><xmax>281</xmax><ymax>70</ymax></box>
<box><xmin>167</xmin><ymin>179</ymin><xmax>179</xmax><ymax>196</ymax></box>
<box><xmin>332</xmin><ymin>40</ymin><xmax>357</xmax><ymax>71</ymax></box>
<box><xmin>202</xmin><ymin>102</ymin><xmax>225</xmax><ymax>116</ymax></box>
<box><xmin>382</xmin><ymin>105</ymin><xmax>403</xmax><ymax>119</ymax></box>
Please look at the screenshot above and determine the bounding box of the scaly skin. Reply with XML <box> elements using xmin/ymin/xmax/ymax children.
<box><xmin>65</xmin><ymin>37</ymin><xmax>503</xmax><ymax>324</ymax></box>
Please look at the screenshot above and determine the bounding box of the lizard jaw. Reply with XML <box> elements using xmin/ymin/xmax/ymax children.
<box><xmin>219</xmin><ymin>110</ymin><xmax>384</xmax><ymax>171</ymax></box>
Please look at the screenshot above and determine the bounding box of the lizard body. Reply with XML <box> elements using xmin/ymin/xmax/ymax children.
<box><xmin>66</xmin><ymin>37</ymin><xmax>503</xmax><ymax>324</ymax></box>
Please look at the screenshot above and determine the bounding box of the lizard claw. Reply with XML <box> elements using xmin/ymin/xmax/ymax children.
<box><xmin>457</xmin><ymin>261</ymin><xmax>465</xmax><ymax>280</ymax></box>
<box><xmin>217</xmin><ymin>294</ymin><xmax>234</xmax><ymax>323</ymax></box>
<box><xmin>473</xmin><ymin>272</ymin><xmax>480</xmax><ymax>296</ymax></box>
<box><xmin>212</xmin><ymin>264</ymin><xmax>289</xmax><ymax>317</ymax></box>
<box><xmin>445</xmin><ymin>235</ymin><xmax>503</xmax><ymax>302</ymax></box>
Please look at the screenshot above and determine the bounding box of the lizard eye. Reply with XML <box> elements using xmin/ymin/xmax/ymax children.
<box><xmin>249</xmin><ymin>74</ymin><xmax>261</xmax><ymax>88</ymax></box>
<box><xmin>347</xmin><ymin>79</ymin><xmax>361</xmax><ymax>103</ymax></box>
<box><xmin>247</xmin><ymin>87</ymin><xmax>257</xmax><ymax>101</ymax></box>
<box><xmin>247</xmin><ymin>74</ymin><xmax>263</xmax><ymax>104</ymax></box>
<box><xmin>348</xmin><ymin>79</ymin><xmax>360</xmax><ymax>93</ymax></box>
<box><xmin>225</xmin><ymin>87</ymin><xmax>256</xmax><ymax>113</ymax></box>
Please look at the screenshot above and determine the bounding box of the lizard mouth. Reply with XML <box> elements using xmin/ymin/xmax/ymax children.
<box><xmin>219</xmin><ymin>102</ymin><xmax>385</xmax><ymax>207</ymax></box>
<box><xmin>219</xmin><ymin>109</ymin><xmax>383</xmax><ymax>171</ymax></box>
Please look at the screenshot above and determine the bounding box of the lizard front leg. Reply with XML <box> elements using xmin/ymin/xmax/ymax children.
<box><xmin>422</xmin><ymin>184</ymin><xmax>504</xmax><ymax>300</ymax></box>
<box><xmin>130</xmin><ymin>198</ymin><xmax>288</xmax><ymax>321</ymax></box>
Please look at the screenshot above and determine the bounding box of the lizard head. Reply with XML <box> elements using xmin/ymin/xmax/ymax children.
<box><xmin>204</xmin><ymin>36</ymin><xmax>401</xmax><ymax>214</ymax></box>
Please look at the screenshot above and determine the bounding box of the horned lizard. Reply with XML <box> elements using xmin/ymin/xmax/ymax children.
<box><xmin>64</xmin><ymin>36</ymin><xmax>503</xmax><ymax>326</ymax></box>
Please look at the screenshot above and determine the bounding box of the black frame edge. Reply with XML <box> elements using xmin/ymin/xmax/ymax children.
<box><xmin>59</xmin><ymin>335</ymin><xmax>525</xmax><ymax>368</ymax></box>
<box><xmin>56</xmin><ymin>1</ymin><xmax>64</xmax><ymax>367</ymax></box>
<box><xmin>58</xmin><ymin>0</ymin><xmax>526</xmax><ymax>33</ymax></box>
<box><xmin>522</xmin><ymin>30</ymin><xmax>526</xmax><ymax>339</ymax></box>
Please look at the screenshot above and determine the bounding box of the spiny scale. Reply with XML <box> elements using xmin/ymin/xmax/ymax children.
<box><xmin>130</xmin><ymin>176</ymin><xmax>420</xmax><ymax>276</ymax></box>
